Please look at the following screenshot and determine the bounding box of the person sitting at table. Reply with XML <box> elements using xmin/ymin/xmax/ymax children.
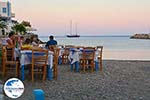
<box><xmin>45</xmin><ymin>35</ymin><xmax>57</xmax><ymax>49</ymax></box>
<box><xmin>30</xmin><ymin>35</ymin><xmax>39</xmax><ymax>47</ymax></box>
<box><xmin>6</xmin><ymin>31</ymin><xmax>20</xmax><ymax>60</ymax></box>
<box><xmin>19</xmin><ymin>36</ymin><xmax>25</xmax><ymax>47</ymax></box>
<box><xmin>14</xmin><ymin>35</ymin><xmax>20</xmax><ymax>48</ymax></box>
<box><xmin>6</xmin><ymin>31</ymin><xmax>15</xmax><ymax>47</ymax></box>
<box><xmin>21</xmin><ymin>38</ymin><xmax>32</xmax><ymax>49</ymax></box>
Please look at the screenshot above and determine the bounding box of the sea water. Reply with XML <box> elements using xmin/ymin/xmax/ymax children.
<box><xmin>39</xmin><ymin>36</ymin><xmax>150</xmax><ymax>60</ymax></box>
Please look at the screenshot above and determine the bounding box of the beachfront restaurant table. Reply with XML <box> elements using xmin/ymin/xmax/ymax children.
<box><xmin>20</xmin><ymin>50</ymin><xmax>53</xmax><ymax>81</ymax></box>
<box><xmin>68</xmin><ymin>48</ymin><xmax>100</xmax><ymax>72</ymax></box>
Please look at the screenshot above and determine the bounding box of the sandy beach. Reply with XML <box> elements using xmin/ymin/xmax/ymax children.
<box><xmin>1</xmin><ymin>60</ymin><xmax>150</xmax><ymax>100</ymax></box>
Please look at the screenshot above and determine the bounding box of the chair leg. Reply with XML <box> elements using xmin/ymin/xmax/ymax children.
<box><xmin>55</xmin><ymin>65</ymin><xmax>58</xmax><ymax>80</ymax></box>
<box><xmin>100</xmin><ymin>58</ymin><xmax>103</xmax><ymax>71</ymax></box>
<box><xmin>83</xmin><ymin>60</ymin><xmax>85</xmax><ymax>72</ymax></box>
<box><xmin>91</xmin><ymin>62</ymin><xmax>94</xmax><ymax>72</ymax></box>
<box><xmin>16</xmin><ymin>63</ymin><xmax>19</xmax><ymax>77</ymax></box>
<box><xmin>45</xmin><ymin>66</ymin><xmax>47</xmax><ymax>80</ymax></box>
<box><xmin>43</xmin><ymin>66</ymin><xmax>46</xmax><ymax>81</ymax></box>
<box><xmin>2</xmin><ymin>62</ymin><xmax>6</xmax><ymax>77</ymax></box>
<box><xmin>32</xmin><ymin>65</ymin><xmax>34</xmax><ymax>82</ymax></box>
<box><xmin>53</xmin><ymin>64</ymin><xmax>58</xmax><ymax>80</ymax></box>
<box><xmin>53</xmin><ymin>65</ymin><xmax>55</xmax><ymax>79</ymax></box>
<box><xmin>62</xmin><ymin>55</ymin><xmax>65</xmax><ymax>64</ymax></box>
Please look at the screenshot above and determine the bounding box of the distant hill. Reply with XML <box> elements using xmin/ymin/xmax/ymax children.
<box><xmin>130</xmin><ymin>33</ymin><xmax>150</xmax><ymax>39</ymax></box>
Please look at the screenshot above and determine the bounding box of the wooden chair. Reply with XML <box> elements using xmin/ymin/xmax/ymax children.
<box><xmin>2</xmin><ymin>46</ymin><xmax>19</xmax><ymax>77</ymax></box>
<box><xmin>62</xmin><ymin>47</ymin><xmax>70</xmax><ymax>64</ymax></box>
<box><xmin>31</xmin><ymin>48</ymin><xmax>48</xmax><ymax>82</ymax></box>
<box><xmin>75</xmin><ymin>46</ymin><xmax>84</xmax><ymax>49</ymax></box>
<box><xmin>65</xmin><ymin>45</ymin><xmax>75</xmax><ymax>48</ymax></box>
<box><xmin>49</xmin><ymin>45</ymin><xmax>57</xmax><ymax>52</ymax></box>
<box><xmin>0</xmin><ymin>45</ymin><xmax>2</xmax><ymax>70</ymax></box>
<box><xmin>53</xmin><ymin>48</ymin><xmax>60</xmax><ymax>80</ymax></box>
<box><xmin>57</xmin><ymin>45</ymin><xmax>64</xmax><ymax>48</ymax></box>
<box><xmin>6</xmin><ymin>46</ymin><xmax>15</xmax><ymax>61</ymax></box>
<box><xmin>97</xmin><ymin>46</ymin><xmax>103</xmax><ymax>71</ymax></box>
<box><xmin>21</xmin><ymin>47</ymin><xmax>32</xmax><ymax>50</ymax></box>
<box><xmin>81</xmin><ymin>47</ymin><xmax>95</xmax><ymax>72</ymax></box>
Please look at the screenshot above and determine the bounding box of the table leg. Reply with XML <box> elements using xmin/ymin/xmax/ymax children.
<box><xmin>75</xmin><ymin>61</ymin><xmax>79</xmax><ymax>72</ymax></box>
<box><xmin>21</xmin><ymin>65</ymin><xmax>25</xmax><ymax>81</ymax></box>
<box><xmin>47</xmin><ymin>66</ymin><xmax>53</xmax><ymax>80</ymax></box>
<box><xmin>58</xmin><ymin>56</ymin><xmax>62</xmax><ymax>65</ymax></box>
<box><xmin>70</xmin><ymin>64</ymin><xmax>74</xmax><ymax>72</ymax></box>
<box><xmin>95</xmin><ymin>61</ymin><xmax>99</xmax><ymax>71</ymax></box>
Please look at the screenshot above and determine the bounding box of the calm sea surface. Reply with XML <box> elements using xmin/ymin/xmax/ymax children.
<box><xmin>39</xmin><ymin>36</ymin><xmax>150</xmax><ymax>60</ymax></box>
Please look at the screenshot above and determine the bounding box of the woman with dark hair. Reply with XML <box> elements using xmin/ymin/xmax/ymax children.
<box><xmin>6</xmin><ymin>31</ymin><xmax>15</xmax><ymax>47</ymax></box>
<box><xmin>30</xmin><ymin>35</ymin><xmax>39</xmax><ymax>47</ymax></box>
<box><xmin>19</xmin><ymin>36</ymin><xmax>25</xmax><ymax>47</ymax></box>
<box><xmin>24</xmin><ymin>38</ymin><xmax>31</xmax><ymax>45</ymax></box>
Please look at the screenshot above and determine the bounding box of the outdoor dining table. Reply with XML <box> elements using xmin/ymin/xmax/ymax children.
<box><xmin>68</xmin><ymin>48</ymin><xmax>100</xmax><ymax>72</ymax></box>
<box><xmin>20</xmin><ymin>50</ymin><xmax>54</xmax><ymax>81</ymax></box>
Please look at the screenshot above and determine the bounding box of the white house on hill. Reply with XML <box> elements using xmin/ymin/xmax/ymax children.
<box><xmin>0</xmin><ymin>1</ymin><xmax>15</xmax><ymax>35</ymax></box>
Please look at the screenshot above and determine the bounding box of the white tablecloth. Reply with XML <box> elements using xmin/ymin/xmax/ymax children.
<box><xmin>14</xmin><ymin>48</ymin><xmax>20</xmax><ymax>60</ymax></box>
<box><xmin>20</xmin><ymin>50</ymin><xmax>53</xmax><ymax>68</ymax></box>
<box><xmin>59</xmin><ymin>48</ymin><xmax>65</xmax><ymax>57</ymax></box>
<box><xmin>68</xmin><ymin>49</ymin><xmax>100</xmax><ymax>64</ymax></box>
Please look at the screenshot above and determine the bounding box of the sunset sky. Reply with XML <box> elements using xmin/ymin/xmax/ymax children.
<box><xmin>8</xmin><ymin>0</ymin><xmax>150</xmax><ymax>36</ymax></box>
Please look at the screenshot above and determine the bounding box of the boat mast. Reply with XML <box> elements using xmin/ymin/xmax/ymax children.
<box><xmin>75</xmin><ymin>22</ymin><xmax>78</xmax><ymax>35</ymax></box>
<box><xmin>70</xmin><ymin>20</ymin><xmax>72</xmax><ymax>35</ymax></box>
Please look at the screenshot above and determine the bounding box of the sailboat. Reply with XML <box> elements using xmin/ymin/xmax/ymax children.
<box><xmin>66</xmin><ymin>20</ymin><xmax>80</xmax><ymax>38</ymax></box>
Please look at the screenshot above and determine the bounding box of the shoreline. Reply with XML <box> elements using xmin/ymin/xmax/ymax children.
<box><xmin>103</xmin><ymin>59</ymin><xmax>150</xmax><ymax>62</ymax></box>
<box><xmin>130</xmin><ymin>38</ymin><xmax>150</xmax><ymax>40</ymax></box>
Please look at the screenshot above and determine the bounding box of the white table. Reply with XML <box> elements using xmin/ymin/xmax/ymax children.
<box><xmin>68</xmin><ymin>48</ymin><xmax>100</xmax><ymax>72</ymax></box>
<box><xmin>20</xmin><ymin>50</ymin><xmax>54</xmax><ymax>81</ymax></box>
<box><xmin>68</xmin><ymin>48</ymin><xmax>100</xmax><ymax>64</ymax></box>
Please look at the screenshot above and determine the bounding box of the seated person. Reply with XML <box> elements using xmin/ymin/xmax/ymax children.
<box><xmin>14</xmin><ymin>35</ymin><xmax>20</xmax><ymax>48</ymax></box>
<box><xmin>45</xmin><ymin>35</ymin><xmax>57</xmax><ymax>49</ymax></box>
<box><xmin>6</xmin><ymin>31</ymin><xmax>15</xmax><ymax>47</ymax></box>
<box><xmin>6</xmin><ymin>32</ymin><xmax>19</xmax><ymax>60</ymax></box>
<box><xmin>31</xmin><ymin>36</ymin><xmax>39</xmax><ymax>47</ymax></box>
<box><xmin>19</xmin><ymin>36</ymin><xmax>25</xmax><ymax>47</ymax></box>
<box><xmin>21</xmin><ymin>38</ymin><xmax>32</xmax><ymax>49</ymax></box>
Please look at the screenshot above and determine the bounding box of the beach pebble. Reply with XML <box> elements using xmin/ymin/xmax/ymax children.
<box><xmin>0</xmin><ymin>84</ymin><xmax>3</xmax><ymax>94</ymax></box>
<box><xmin>0</xmin><ymin>60</ymin><xmax>150</xmax><ymax>100</ymax></box>
<box><xmin>0</xmin><ymin>94</ymin><xmax>4</xmax><ymax>100</ymax></box>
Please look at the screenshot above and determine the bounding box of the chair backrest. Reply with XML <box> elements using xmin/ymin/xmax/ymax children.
<box><xmin>32</xmin><ymin>48</ymin><xmax>48</xmax><ymax>65</ymax></box>
<box><xmin>83</xmin><ymin>47</ymin><xmax>95</xmax><ymax>60</ymax></box>
<box><xmin>65</xmin><ymin>45</ymin><xmax>75</xmax><ymax>48</ymax></box>
<box><xmin>2</xmin><ymin>46</ymin><xmax>7</xmax><ymax>62</ymax></box>
<box><xmin>96</xmin><ymin>46</ymin><xmax>103</xmax><ymax>57</ymax></box>
<box><xmin>57</xmin><ymin>45</ymin><xmax>64</xmax><ymax>48</ymax></box>
<box><xmin>49</xmin><ymin>45</ymin><xmax>56</xmax><ymax>52</ymax></box>
<box><xmin>0</xmin><ymin>46</ymin><xmax>2</xmax><ymax>65</ymax></box>
<box><xmin>84</xmin><ymin>47</ymin><xmax>96</xmax><ymax>49</ymax></box>
<box><xmin>0</xmin><ymin>45</ymin><xmax>2</xmax><ymax>56</ymax></box>
<box><xmin>6</xmin><ymin>46</ymin><xmax>15</xmax><ymax>61</ymax></box>
<box><xmin>21</xmin><ymin>46</ymin><xmax>32</xmax><ymax>50</ymax></box>
<box><xmin>53</xmin><ymin>48</ymin><xmax>60</xmax><ymax>65</ymax></box>
<box><xmin>75</xmin><ymin>46</ymin><xmax>84</xmax><ymax>49</ymax></box>
<box><xmin>2</xmin><ymin>46</ymin><xmax>14</xmax><ymax>61</ymax></box>
<box><xmin>64</xmin><ymin>47</ymin><xmax>70</xmax><ymax>55</ymax></box>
